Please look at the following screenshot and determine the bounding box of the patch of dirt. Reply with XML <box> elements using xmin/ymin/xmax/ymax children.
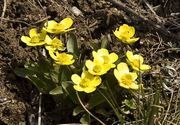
<box><xmin>0</xmin><ymin>0</ymin><xmax>180</xmax><ymax>124</ymax></box>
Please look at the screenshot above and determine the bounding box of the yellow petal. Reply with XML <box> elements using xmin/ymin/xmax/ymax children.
<box><xmin>59</xmin><ymin>18</ymin><xmax>73</xmax><ymax>29</ymax></box>
<box><xmin>44</xmin><ymin>35</ymin><xmax>52</xmax><ymax>44</ymax></box>
<box><xmin>127</xmin><ymin>26</ymin><xmax>135</xmax><ymax>38</ymax></box>
<box><xmin>44</xmin><ymin>20</ymin><xmax>58</xmax><ymax>29</ymax></box>
<box><xmin>119</xmin><ymin>24</ymin><xmax>129</xmax><ymax>31</ymax></box>
<box><xmin>39</xmin><ymin>30</ymin><xmax>47</xmax><ymax>40</ymax></box>
<box><xmin>85</xmin><ymin>60</ymin><xmax>94</xmax><ymax>70</ymax></box>
<box><xmin>126</xmin><ymin>37</ymin><xmax>139</xmax><ymax>44</ymax></box>
<box><xmin>117</xmin><ymin>62</ymin><xmax>129</xmax><ymax>73</ymax></box>
<box><xmin>129</xmin><ymin>82</ymin><xmax>139</xmax><ymax>90</ymax></box>
<box><xmin>119</xmin><ymin>82</ymin><xmax>130</xmax><ymax>89</ymax></box>
<box><xmin>126</xmin><ymin>51</ymin><xmax>134</xmax><ymax>62</ymax></box>
<box><xmin>109</xmin><ymin>53</ymin><xmax>118</xmax><ymax>63</ymax></box>
<box><xmin>26</xmin><ymin>41</ymin><xmax>46</xmax><ymax>46</ymax></box>
<box><xmin>133</xmin><ymin>55</ymin><xmax>144</xmax><ymax>64</ymax></box>
<box><xmin>84</xmin><ymin>87</ymin><xmax>96</xmax><ymax>93</ymax></box>
<box><xmin>73</xmin><ymin>85</ymin><xmax>84</xmax><ymax>92</ymax></box>
<box><xmin>113</xmin><ymin>29</ymin><xmax>121</xmax><ymax>39</ymax></box>
<box><xmin>48</xmin><ymin>50</ymin><xmax>57</xmax><ymax>60</ymax></box>
<box><xmin>21</xmin><ymin>36</ymin><xmax>31</xmax><ymax>43</ymax></box>
<box><xmin>92</xmin><ymin>76</ymin><xmax>102</xmax><ymax>86</ymax></box>
<box><xmin>97</xmin><ymin>48</ymin><xmax>109</xmax><ymax>55</ymax></box>
<box><xmin>114</xmin><ymin>69</ymin><xmax>121</xmax><ymax>81</ymax></box>
<box><xmin>29</xmin><ymin>28</ymin><xmax>38</xmax><ymax>38</ymax></box>
<box><xmin>81</xmin><ymin>71</ymin><xmax>93</xmax><ymax>79</ymax></box>
<box><xmin>130</xmin><ymin>72</ymin><xmax>138</xmax><ymax>81</ymax></box>
<box><xmin>140</xmin><ymin>64</ymin><xmax>151</xmax><ymax>71</ymax></box>
<box><xmin>92</xmin><ymin>51</ymin><xmax>98</xmax><ymax>58</ymax></box>
<box><xmin>71</xmin><ymin>74</ymin><xmax>81</xmax><ymax>85</ymax></box>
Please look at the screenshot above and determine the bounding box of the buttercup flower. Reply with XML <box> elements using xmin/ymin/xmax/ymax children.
<box><xmin>45</xmin><ymin>35</ymin><xmax>65</xmax><ymax>51</ymax></box>
<box><xmin>92</xmin><ymin>48</ymin><xmax>118</xmax><ymax>68</ymax></box>
<box><xmin>71</xmin><ymin>71</ymin><xmax>102</xmax><ymax>93</ymax></box>
<box><xmin>126</xmin><ymin>51</ymin><xmax>151</xmax><ymax>72</ymax></box>
<box><xmin>49</xmin><ymin>51</ymin><xmax>74</xmax><ymax>65</ymax></box>
<box><xmin>85</xmin><ymin>60</ymin><xmax>111</xmax><ymax>76</ymax></box>
<box><xmin>114</xmin><ymin>62</ymin><xmax>139</xmax><ymax>90</ymax></box>
<box><xmin>21</xmin><ymin>28</ymin><xmax>46</xmax><ymax>46</ymax></box>
<box><xmin>113</xmin><ymin>24</ymin><xmax>139</xmax><ymax>44</ymax></box>
<box><xmin>43</xmin><ymin>18</ymin><xmax>75</xmax><ymax>34</ymax></box>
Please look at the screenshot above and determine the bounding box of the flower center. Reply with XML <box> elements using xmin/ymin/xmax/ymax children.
<box><xmin>56</xmin><ymin>54</ymin><xmax>69</xmax><ymax>63</ymax></box>
<box><xmin>93</xmin><ymin>65</ymin><xmax>102</xmax><ymax>73</ymax></box>
<box><xmin>102</xmin><ymin>56</ymin><xmax>110</xmax><ymax>64</ymax></box>
<box><xmin>120</xmin><ymin>74</ymin><xmax>133</xmax><ymax>85</ymax></box>
<box><xmin>79</xmin><ymin>79</ymin><xmax>90</xmax><ymax>88</ymax></box>
<box><xmin>132</xmin><ymin>59</ymin><xmax>141</xmax><ymax>68</ymax></box>
<box><xmin>31</xmin><ymin>36</ymin><xmax>40</xmax><ymax>43</ymax></box>
<box><xmin>52</xmin><ymin>41</ymin><xmax>62</xmax><ymax>48</ymax></box>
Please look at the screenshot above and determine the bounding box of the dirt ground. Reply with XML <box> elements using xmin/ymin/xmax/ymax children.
<box><xmin>0</xmin><ymin>0</ymin><xmax>180</xmax><ymax>125</ymax></box>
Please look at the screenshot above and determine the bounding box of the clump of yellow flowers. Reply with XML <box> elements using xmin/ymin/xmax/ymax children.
<box><xmin>21</xmin><ymin>17</ymin><xmax>75</xmax><ymax>65</ymax></box>
<box><xmin>71</xmin><ymin>48</ymin><xmax>150</xmax><ymax>93</ymax></box>
<box><xmin>21</xmin><ymin>19</ymin><xmax>151</xmax><ymax>93</ymax></box>
<box><xmin>114</xmin><ymin>24</ymin><xmax>139</xmax><ymax>44</ymax></box>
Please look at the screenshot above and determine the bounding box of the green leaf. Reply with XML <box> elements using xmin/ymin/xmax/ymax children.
<box><xmin>87</xmin><ymin>92</ymin><xmax>106</xmax><ymax>109</ymax></box>
<box><xmin>122</xmin><ymin>99</ymin><xmax>137</xmax><ymax>110</ymax></box>
<box><xmin>27</xmin><ymin>75</ymin><xmax>50</xmax><ymax>93</ymax></box>
<box><xmin>49</xmin><ymin>86</ymin><xmax>63</xmax><ymax>95</ymax></box>
<box><xmin>37</xmin><ymin>56</ymin><xmax>52</xmax><ymax>73</ymax></box>
<box><xmin>73</xmin><ymin>106</ymin><xmax>84</xmax><ymax>116</ymax></box>
<box><xmin>60</xmin><ymin>66</ymin><xmax>72</xmax><ymax>81</ymax></box>
<box><xmin>14</xmin><ymin>68</ymin><xmax>36</xmax><ymax>78</ymax></box>
<box><xmin>67</xmin><ymin>33</ymin><xmax>80</xmax><ymax>56</ymax></box>
<box><xmin>80</xmin><ymin>113</ymin><xmax>90</xmax><ymax>124</ymax></box>
<box><xmin>95</xmin><ymin>108</ymin><xmax>109</xmax><ymax>116</ymax></box>
<box><xmin>61</xmin><ymin>81</ymin><xmax>78</xmax><ymax>104</ymax></box>
<box><xmin>121</xmin><ymin>107</ymin><xmax>130</xmax><ymax>114</ymax></box>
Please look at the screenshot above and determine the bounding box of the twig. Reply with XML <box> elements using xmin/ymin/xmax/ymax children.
<box><xmin>106</xmin><ymin>0</ymin><xmax>180</xmax><ymax>44</ymax></box>
<box><xmin>0</xmin><ymin>17</ymin><xmax>32</xmax><ymax>26</ymax></box>
<box><xmin>1</xmin><ymin>0</ymin><xmax>7</xmax><ymax>23</ymax></box>
<box><xmin>38</xmin><ymin>92</ymin><xmax>42</xmax><ymax>125</ymax></box>
<box><xmin>142</xmin><ymin>0</ymin><xmax>162</xmax><ymax>23</ymax></box>
<box><xmin>31</xmin><ymin>16</ymin><xmax>51</xmax><ymax>25</ymax></box>
<box><xmin>161</xmin><ymin>83</ymin><xmax>174</xmax><ymax>125</ymax></box>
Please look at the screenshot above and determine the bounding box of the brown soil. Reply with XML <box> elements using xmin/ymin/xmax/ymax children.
<box><xmin>0</xmin><ymin>0</ymin><xmax>180</xmax><ymax>125</ymax></box>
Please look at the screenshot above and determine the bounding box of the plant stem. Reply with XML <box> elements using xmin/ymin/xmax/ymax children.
<box><xmin>98</xmin><ymin>89</ymin><xmax>122</xmax><ymax>122</ymax></box>
<box><xmin>76</xmin><ymin>91</ymin><xmax>106</xmax><ymax>125</ymax></box>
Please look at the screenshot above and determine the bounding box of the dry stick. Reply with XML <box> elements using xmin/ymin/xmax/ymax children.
<box><xmin>106</xmin><ymin>0</ymin><xmax>180</xmax><ymax>44</ymax></box>
<box><xmin>1</xmin><ymin>0</ymin><xmax>7</xmax><ymax>23</ymax></box>
<box><xmin>0</xmin><ymin>17</ymin><xmax>32</xmax><ymax>26</ymax></box>
<box><xmin>161</xmin><ymin>83</ymin><xmax>174</xmax><ymax>125</ymax></box>
<box><xmin>38</xmin><ymin>92</ymin><xmax>42</xmax><ymax>125</ymax></box>
<box><xmin>142</xmin><ymin>0</ymin><xmax>162</xmax><ymax>23</ymax></box>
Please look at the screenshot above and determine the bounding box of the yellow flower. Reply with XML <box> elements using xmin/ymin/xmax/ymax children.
<box><xmin>126</xmin><ymin>51</ymin><xmax>151</xmax><ymax>72</ymax></box>
<box><xmin>92</xmin><ymin>48</ymin><xmax>118</xmax><ymax>68</ymax></box>
<box><xmin>85</xmin><ymin>60</ymin><xmax>111</xmax><ymax>76</ymax></box>
<box><xmin>21</xmin><ymin>28</ymin><xmax>46</xmax><ymax>46</ymax></box>
<box><xmin>71</xmin><ymin>71</ymin><xmax>102</xmax><ymax>93</ymax></box>
<box><xmin>113</xmin><ymin>24</ymin><xmax>139</xmax><ymax>44</ymax></box>
<box><xmin>49</xmin><ymin>51</ymin><xmax>74</xmax><ymax>65</ymax></box>
<box><xmin>114</xmin><ymin>62</ymin><xmax>139</xmax><ymax>90</ymax></box>
<box><xmin>43</xmin><ymin>18</ymin><xmax>75</xmax><ymax>34</ymax></box>
<box><xmin>45</xmin><ymin>35</ymin><xmax>65</xmax><ymax>51</ymax></box>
